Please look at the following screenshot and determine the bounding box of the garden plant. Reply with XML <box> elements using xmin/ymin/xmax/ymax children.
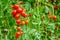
<box><xmin>0</xmin><ymin>0</ymin><xmax>60</xmax><ymax>40</ymax></box>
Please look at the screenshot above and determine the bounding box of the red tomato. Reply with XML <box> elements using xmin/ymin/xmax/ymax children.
<box><xmin>15</xmin><ymin>32</ymin><xmax>20</xmax><ymax>39</ymax></box>
<box><xmin>12</xmin><ymin>4</ymin><xmax>19</xmax><ymax>9</ymax></box>
<box><xmin>16</xmin><ymin>8</ymin><xmax>23</xmax><ymax>13</ymax></box>
<box><xmin>14</xmin><ymin>14</ymin><xmax>20</xmax><ymax>19</ymax></box>
<box><xmin>20</xmin><ymin>12</ymin><xmax>28</xmax><ymax>18</ymax></box>
<box><xmin>16</xmin><ymin>19</ymin><xmax>21</xmax><ymax>25</ymax></box>
<box><xmin>20</xmin><ymin>11</ymin><xmax>25</xmax><ymax>16</ymax></box>
<box><xmin>12</xmin><ymin>10</ymin><xmax>17</xmax><ymax>17</ymax></box>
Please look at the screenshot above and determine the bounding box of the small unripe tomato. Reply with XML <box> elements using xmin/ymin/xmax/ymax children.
<box><xmin>17</xmin><ymin>27</ymin><xmax>21</xmax><ymax>31</ymax></box>
<box><xmin>21</xmin><ymin>21</ymin><xmax>25</xmax><ymax>25</ymax></box>
<box><xmin>16</xmin><ymin>19</ymin><xmax>21</xmax><ymax>25</ymax></box>
<box><xmin>53</xmin><ymin>16</ymin><xmax>57</xmax><ymax>20</ymax></box>
<box><xmin>24</xmin><ymin>14</ymin><xmax>28</xmax><ymax>18</ymax></box>
<box><xmin>48</xmin><ymin>12</ymin><xmax>51</xmax><ymax>16</ymax></box>
<box><xmin>25</xmin><ymin>20</ymin><xmax>29</xmax><ymax>24</ymax></box>
<box><xmin>12</xmin><ymin>4</ymin><xmax>19</xmax><ymax>9</ymax></box>
<box><xmin>29</xmin><ymin>14</ymin><xmax>32</xmax><ymax>16</ymax></box>
<box><xmin>19</xmin><ymin>1</ymin><xmax>23</xmax><ymax>4</ymax></box>
<box><xmin>20</xmin><ymin>31</ymin><xmax>24</xmax><ymax>35</ymax></box>
<box><xmin>14</xmin><ymin>14</ymin><xmax>20</xmax><ymax>19</ymax></box>
<box><xmin>49</xmin><ymin>16</ymin><xmax>53</xmax><ymax>19</ymax></box>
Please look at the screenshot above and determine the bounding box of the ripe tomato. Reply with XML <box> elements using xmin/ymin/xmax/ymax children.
<box><xmin>20</xmin><ymin>11</ymin><xmax>25</xmax><ymax>16</ymax></box>
<box><xmin>14</xmin><ymin>14</ymin><xmax>20</xmax><ymax>19</ymax></box>
<box><xmin>21</xmin><ymin>12</ymin><xmax>28</xmax><ymax>18</ymax></box>
<box><xmin>12</xmin><ymin>4</ymin><xmax>19</xmax><ymax>9</ymax></box>
<box><xmin>25</xmin><ymin>20</ymin><xmax>29</xmax><ymax>24</ymax></box>
<box><xmin>17</xmin><ymin>27</ymin><xmax>21</xmax><ymax>31</ymax></box>
<box><xmin>16</xmin><ymin>8</ymin><xmax>23</xmax><ymax>13</ymax></box>
<box><xmin>16</xmin><ymin>19</ymin><xmax>21</xmax><ymax>25</ymax></box>
<box><xmin>15</xmin><ymin>32</ymin><xmax>20</xmax><ymax>39</ymax></box>
<box><xmin>12</xmin><ymin>10</ymin><xmax>17</xmax><ymax>16</ymax></box>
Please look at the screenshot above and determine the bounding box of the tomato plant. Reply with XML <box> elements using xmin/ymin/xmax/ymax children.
<box><xmin>0</xmin><ymin>0</ymin><xmax>60</xmax><ymax>40</ymax></box>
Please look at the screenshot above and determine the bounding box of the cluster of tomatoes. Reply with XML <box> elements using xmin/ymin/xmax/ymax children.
<box><xmin>42</xmin><ymin>12</ymin><xmax>57</xmax><ymax>21</ymax></box>
<box><xmin>48</xmin><ymin>12</ymin><xmax>56</xmax><ymax>21</ymax></box>
<box><xmin>49</xmin><ymin>0</ymin><xmax>58</xmax><ymax>21</ymax></box>
<box><xmin>11</xmin><ymin>1</ymin><xmax>31</xmax><ymax>39</ymax></box>
<box><xmin>42</xmin><ymin>0</ymin><xmax>59</xmax><ymax>21</ymax></box>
